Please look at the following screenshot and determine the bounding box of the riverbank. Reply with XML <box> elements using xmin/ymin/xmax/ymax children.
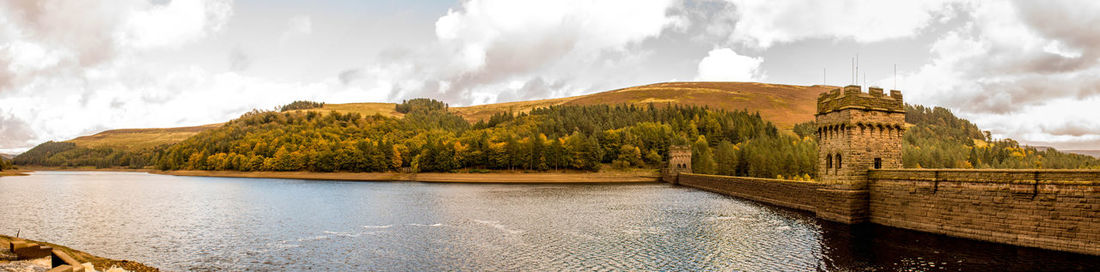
<box><xmin>0</xmin><ymin>234</ymin><xmax>158</xmax><ymax>271</ymax></box>
<box><xmin>153</xmin><ymin>169</ymin><xmax>660</xmax><ymax>183</ymax></box>
<box><xmin>16</xmin><ymin>167</ymin><xmax>661</xmax><ymax>183</ymax></box>
<box><xmin>0</xmin><ymin>170</ymin><xmax>29</xmax><ymax>177</ymax></box>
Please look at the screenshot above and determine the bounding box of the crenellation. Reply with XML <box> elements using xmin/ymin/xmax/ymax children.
<box><xmin>817</xmin><ymin>85</ymin><xmax>905</xmax><ymax>114</ymax></box>
<box><xmin>869</xmin><ymin>87</ymin><xmax>883</xmax><ymax>97</ymax></box>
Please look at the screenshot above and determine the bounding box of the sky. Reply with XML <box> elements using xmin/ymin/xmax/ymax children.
<box><xmin>2</xmin><ymin>0</ymin><xmax>1100</xmax><ymax>153</ymax></box>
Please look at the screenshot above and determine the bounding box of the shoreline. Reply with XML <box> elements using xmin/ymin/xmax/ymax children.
<box><xmin>155</xmin><ymin>169</ymin><xmax>661</xmax><ymax>183</ymax></box>
<box><xmin>0</xmin><ymin>234</ymin><xmax>159</xmax><ymax>271</ymax></box>
<box><xmin>18</xmin><ymin>167</ymin><xmax>661</xmax><ymax>183</ymax></box>
<box><xmin>0</xmin><ymin>170</ymin><xmax>29</xmax><ymax>177</ymax></box>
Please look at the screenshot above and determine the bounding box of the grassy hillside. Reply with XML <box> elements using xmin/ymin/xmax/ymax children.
<box><xmin>68</xmin><ymin>124</ymin><xmax>221</xmax><ymax>150</ymax></box>
<box><xmin>152</xmin><ymin>99</ymin><xmax>815</xmax><ymax>178</ymax></box>
<box><xmin>297</xmin><ymin>82</ymin><xmax>830</xmax><ymax>129</ymax></box>
<box><xmin>48</xmin><ymin>81</ymin><xmax>825</xmax><ymax>154</ymax></box>
<box><xmin>289</xmin><ymin>102</ymin><xmax>405</xmax><ymax>118</ymax></box>
<box><xmin>49</xmin><ymin>80</ymin><xmax>827</xmax><ymax>153</ymax></box>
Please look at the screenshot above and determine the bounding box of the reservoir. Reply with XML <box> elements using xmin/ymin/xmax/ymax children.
<box><xmin>1</xmin><ymin>171</ymin><xmax>1096</xmax><ymax>271</ymax></box>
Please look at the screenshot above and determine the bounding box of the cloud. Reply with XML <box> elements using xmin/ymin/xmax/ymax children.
<box><xmin>337</xmin><ymin>68</ymin><xmax>363</xmax><ymax>85</ymax></box>
<box><xmin>694</xmin><ymin>47</ymin><xmax>763</xmax><ymax>81</ymax></box>
<box><xmin>898</xmin><ymin>1</ymin><xmax>1100</xmax><ymax>148</ymax></box>
<box><xmin>409</xmin><ymin>0</ymin><xmax>681</xmax><ymax>104</ymax></box>
<box><xmin>723</xmin><ymin>0</ymin><xmax>959</xmax><ymax>48</ymax></box>
<box><xmin>228</xmin><ymin>47</ymin><xmax>250</xmax><ymax>71</ymax></box>
<box><xmin>0</xmin><ymin>112</ymin><xmax>35</xmax><ymax>152</ymax></box>
<box><xmin>280</xmin><ymin>15</ymin><xmax>312</xmax><ymax>41</ymax></box>
<box><xmin>116</xmin><ymin>0</ymin><xmax>233</xmax><ymax>50</ymax></box>
<box><xmin>0</xmin><ymin>0</ymin><xmax>235</xmax><ymax>151</ymax></box>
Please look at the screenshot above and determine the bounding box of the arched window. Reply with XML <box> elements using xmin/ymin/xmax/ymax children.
<box><xmin>836</xmin><ymin>154</ymin><xmax>842</xmax><ymax>169</ymax></box>
<box><xmin>826</xmin><ymin>154</ymin><xmax>833</xmax><ymax>169</ymax></box>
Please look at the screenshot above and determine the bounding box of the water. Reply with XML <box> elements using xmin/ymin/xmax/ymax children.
<box><xmin>0</xmin><ymin>171</ymin><xmax>1096</xmax><ymax>271</ymax></box>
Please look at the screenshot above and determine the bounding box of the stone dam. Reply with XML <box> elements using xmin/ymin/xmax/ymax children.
<box><xmin>663</xmin><ymin>85</ymin><xmax>1099</xmax><ymax>256</ymax></box>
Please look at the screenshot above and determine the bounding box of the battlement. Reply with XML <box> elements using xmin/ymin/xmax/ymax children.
<box><xmin>817</xmin><ymin>85</ymin><xmax>904</xmax><ymax>114</ymax></box>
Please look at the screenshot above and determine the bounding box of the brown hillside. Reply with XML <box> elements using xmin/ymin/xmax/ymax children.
<box><xmin>456</xmin><ymin>81</ymin><xmax>834</xmax><ymax>129</ymax></box>
<box><xmin>60</xmin><ymin>81</ymin><xmax>832</xmax><ymax>151</ymax></box>
<box><xmin>68</xmin><ymin>123</ymin><xmax>222</xmax><ymax>150</ymax></box>
<box><xmin>291</xmin><ymin>102</ymin><xmax>405</xmax><ymax>118</ymax></box>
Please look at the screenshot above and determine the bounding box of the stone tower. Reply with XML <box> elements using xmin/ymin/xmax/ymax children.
<box><xmin>668</xmin><ymin>145</ymin><xmax>692</xmax><ymax>174</ymax></box>
<box><xmin>815</xmin><ymin>85</ymin><xmax>905</xmax><ymax>222</ymax></box>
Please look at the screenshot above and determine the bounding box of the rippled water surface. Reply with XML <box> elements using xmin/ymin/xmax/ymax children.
<box><xmin>1</xmin><ymin>171</ymin><xmax>1097</xmax><ymax>271</ymax></box>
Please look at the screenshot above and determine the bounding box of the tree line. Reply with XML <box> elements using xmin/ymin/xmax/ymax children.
<box><xmin>279</xmin><ymin>101</ymin><xmax>325</xmax><ymax>112</ymax></box>
<box><xmin>149</xmin><ymin>100</ymin><xmax>815</xmax><ymax>178</ymax></box>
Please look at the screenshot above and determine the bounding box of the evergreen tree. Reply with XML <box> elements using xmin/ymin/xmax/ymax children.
<box><xmin>692</xmin><ymin>136</ymin><xmax>717</xmax><ymax>174</ymax></box>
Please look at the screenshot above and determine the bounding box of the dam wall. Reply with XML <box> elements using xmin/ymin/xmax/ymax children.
<box><xmin>676</xmin><ymin>170</ymin><xmax>1100</xmax><ymax>256</ymax></box>
<box><xmin>867</xmin><ymin>169</ymin><xmax>1099</xmax><ymax>256</ymax></box>
<box><xmin>676</xmin><ymin>173</ymin><xmax>820</xmax><ymax>212</ymax></box>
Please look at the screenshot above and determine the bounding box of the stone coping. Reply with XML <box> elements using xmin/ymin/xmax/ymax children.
<box><xmin>870</xmin><ymin>169</ymin><xmax>1100</xmax><ymax>185</ymax></box>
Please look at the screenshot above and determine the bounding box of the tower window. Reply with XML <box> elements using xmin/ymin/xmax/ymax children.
<box><xmin>826</xmin><ymin>154</ymin><xmax>833</xmax><ymax>169</ymax></box>
<box><xmin>836</xmin><ymin>154</ymin><xmax>842</xmax><ymax>169</ymax></box>
<box><xmin>874</xmin><ymin>158</ymin><xmax>882</xmax><ymax>169</ymax></box>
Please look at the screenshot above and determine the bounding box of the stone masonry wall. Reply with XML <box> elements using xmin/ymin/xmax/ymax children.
<box><xmin>674</xmin><ymin>170</ymin><xmax>1100</xmax><ymax>255</ymax></box>
<box><xmin>869</xmin><ymin>169</ymin><xmax>1100</xmax><ymax>256</ymax></box>
<box><xmin>677</xmin><ymin>173</ymin><xmax>821</xmax><ymax>213</ymax></box>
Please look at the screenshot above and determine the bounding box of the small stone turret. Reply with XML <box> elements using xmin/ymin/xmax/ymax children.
<box><xmin>668</xmin><ymin>145</ymin><xmax>692</xmax><ymax>174</ymax></box>
<box><xmin>815</xmin><ymin>85</ymin><xmax>905</xmax><ymax>223</ymax></box>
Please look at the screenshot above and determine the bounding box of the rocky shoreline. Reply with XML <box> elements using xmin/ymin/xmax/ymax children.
<box><xmin>0</xmin><ymin>235</ymin><xmax>158</xmax><ymax>272</ymax></box>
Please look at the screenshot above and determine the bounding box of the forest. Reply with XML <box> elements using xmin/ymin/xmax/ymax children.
<box><xmin>14</xmin><ymin>99</ymin><xmax>1100</xmax><ymax>178</ymax></box>
<box><xmin>150</xmin><ymin>99</ymin><xmax>815</xmax><ymax>178</ymax></box>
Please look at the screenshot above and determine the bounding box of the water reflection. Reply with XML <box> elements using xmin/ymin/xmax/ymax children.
<box><xmin>0</xmin><ymin>172</ymin><xmax>1096</xmax><ymax>271</ymax></box>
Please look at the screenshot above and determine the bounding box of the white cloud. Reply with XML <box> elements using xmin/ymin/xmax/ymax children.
<box><xmin>694</xmin><ymin>47</ymin><xmax>762</xmax><ymax>81</ymax></box>
<box><xmin>725</xmin><ymin>0</ymin><xmax>958</xmax><ymax>48</ymax></box>
<box><xmin>280</xmin><ymin>15</ymin><xmax>313</xmax><ymax>41</ymax></box>
<box><xmin>116</xmin><ymin>0</ymin><xmax>233</xmax><ymax>50</ymax></box>
<box><xmin>390</xmin><ymin>0</ymin><xmax>683</xmax><ymax>104</ymax></box>
<box><xmin>0</xmin><ymin>0</ymin><xmax>235</xmax><ymax>151</ymax></box>
<box><xmin>899</xmin><ymin>0</ymin><xmax>1100</xmax><ymax>149</ymax></box>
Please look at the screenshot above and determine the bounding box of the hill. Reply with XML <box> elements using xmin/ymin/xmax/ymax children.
<box><xmin>297</xmin><ymin>82</ymin><xmax>831</xmax><ymax>129</ymax></box>
<box><xmin>49</xmin><ymin>81</ymin><xmax>829</xmax><ymax>152</ymax></box>
<box><xmin>1065</xmin><ymin>150</ymin><xmax>1100</xmax><ymax>158</ymax></box>
<box><xmin>0</xmin><ymin>153</ymin><xmax>13</xmax><ymax>160</ymax></box>
<box><xmin>68</xmin><ymin>124</ymin><xmax>222</xmax><ymax>150</ymax></box>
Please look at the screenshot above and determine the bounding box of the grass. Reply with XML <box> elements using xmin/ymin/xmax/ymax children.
<box><xmin>451</xmin><ymin>97</ymin><xmax>573</xmax><ymax>122</ymax></box>
<box><xmin>450</xmin><ymin>81</ymin><xmax>832</xmax><ymax>129</ymax></box>
<box><xmin>66</xmin><ymin>124</ymin><xmax>222</xmax><ymax>150</ymax></box>
<box><xmin>290</xmin><ymin>102</ymin><xmax>404</xmax><ymax>118</ymax></box>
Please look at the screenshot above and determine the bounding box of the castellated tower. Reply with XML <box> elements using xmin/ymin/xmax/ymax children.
<box><xmin>816</xmin><ymin>85</ymin><xmax>905</xmax><ymax>190</ymax></box>
<box><xmin>668</xmin><ymin>145</ymin><xmax>693</xmax><ymax>174</ymax></box>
